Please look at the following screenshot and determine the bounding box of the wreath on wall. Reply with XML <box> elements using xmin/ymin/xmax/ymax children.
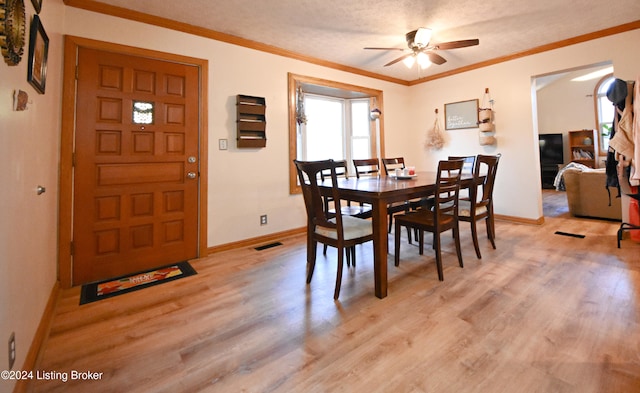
<box><xmin>0</xmin><ymin>0</ymin><xmax>26</xmax><ymax>66</ymax></box>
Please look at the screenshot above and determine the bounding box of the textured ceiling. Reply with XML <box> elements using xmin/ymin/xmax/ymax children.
<box><xmin>88</xmin><ymin>0</ymin><xmax>640</xmax><ymax>82</ymax></box>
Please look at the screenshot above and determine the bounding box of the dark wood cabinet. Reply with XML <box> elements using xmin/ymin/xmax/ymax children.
<box><xmin>237</xmin><ymin>95</ymin><xmax>266</xmax><ymax>148</ymax></box>
<box><xmin>568</xmin><ymin>129</ymin><xmax>598</xmax><ymax>168</ymax></box>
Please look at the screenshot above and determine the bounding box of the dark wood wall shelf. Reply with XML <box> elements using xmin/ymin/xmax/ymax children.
<box><xmin>237</xmin><ymin>95</ymin><xmax>266</xmax><ymax>148</ymax></box>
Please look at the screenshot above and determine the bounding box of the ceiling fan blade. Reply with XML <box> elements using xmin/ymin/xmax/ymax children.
<box><xmin>384</xmin><ymin>53</ymin><xmax>413</xmax><ymax>67</ymax></box>
<box><xmin>435</xmin><ymin>39</ymin><xmax>479</xmax><ymax>50</ymax></box>
<box><xmin>364</xmin><ymin>47</ymin><xmax>406</xmax><ymax>51</ymax></box>
<box><xmin>427</xmin><ymin>52</ymin><xmax>447</xmax><ymax>65</ymax></box>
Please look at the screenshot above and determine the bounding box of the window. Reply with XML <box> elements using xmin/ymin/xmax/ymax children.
<box><xmin>288</xmin><ymin>73</ymin><xmax>384</xmax><ymax>194</ymax></box>
<box><xmin>298</xmin><ymin>95</ymin><xmax>371</xmax><ymax>165</ymax></box>
<box><xmin>133</xmin><ymin>101</ymin><xmax>155</xmax><ymax>124</ymax></box>
<box><xmin>594</xmin><ymin>75</ymin><xmax>615</xmax><ymax>154</ymax></box>
<box><xmin>350</xmin><ymin>100</ymin><xmax>372</xmax><ymax>160</ymax></box>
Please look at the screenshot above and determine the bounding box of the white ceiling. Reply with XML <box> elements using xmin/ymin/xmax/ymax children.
<box><xmin>89</xmin><ymin>0</ymin><xmax>640</xmax><ymax>82</ymax></box>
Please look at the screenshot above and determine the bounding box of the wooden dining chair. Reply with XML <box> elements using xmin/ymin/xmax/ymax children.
<box><xmin>457</xmin><ymin>154</ymin><xmax>500</xmax><ymax>259</ymax></box>
<box><xmin>394</xmin><ymin>159</ymin><xmax>465</xmax><ymax>281</ymax></box>
<box><xmin>320</xmin><ymin>160</ymin><xmax>372</xmax><ymax>219</ymax></box>
<box><xmin>294</xmin><ymin>159</ymin><xmax>374</xmax><ymax>299</ymax></box>
<box><xmin>382</xmin><ymin>157</ymin><xmax>426</xmax><ymax>242</ymax></box>
<box><xmin>448</xmin><ymin>156</ymin><xmax>476</xmax><ymax>200</ymax></box>
<box><xmin>319</xmin><ymin>160</ymin><xmax>371</xmax><ymax>260</ymax></box>
<box><xmin>353</xmin><ymin>158</ymin><xmax>381</xmax><ymax>178</ymax></box>
<box><xmin>354</xmin><ymin>158</ymin><xmax>411</xmax><ymax>233</ymax></box>
<box><xmin>448</xmin><ymin>156</ymin><xmax>476</xmax><ymax>174</ymax></box>
<box><xmin>381</xmin><ymin>157</ymin><xmax>405</xmax><ymax>175</ymax></box>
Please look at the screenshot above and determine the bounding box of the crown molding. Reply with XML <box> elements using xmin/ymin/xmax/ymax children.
<box><xmin>63</xmin><ymin>0</ymin><xmax>410</xmax><ymax>85</ymax></box>
<box><xmin>63</xmin><ymin>1</ymin><xmax>640</xmax><ymax>86</ymax></box>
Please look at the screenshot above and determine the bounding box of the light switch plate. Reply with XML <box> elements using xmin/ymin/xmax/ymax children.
<box><xmin>219</xmin><ymin>139</ymin><xmax>228</xmax><ymax>150</ymax></box>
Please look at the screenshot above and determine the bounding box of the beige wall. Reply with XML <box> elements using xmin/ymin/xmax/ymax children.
<box><xmin>405</xmin><ymin>32</ymin><xmax>640</xmax><ymax>220</ymax></box>
<box><xmin>61</xmin><ymin>7</ymin><xmax>412</xmax><ymax>248</ymax></box>
<box><xmin>537</xmin><ymin>71</ymin><xmax>600</xmax><ymax>138</ymax></box>
<box><xmin>0</xmin><ymin>0</ymin><xmax>65</xmax><ymax>390</ymax></box>
<box><xmin>1</xmin><ymin>3</ymin><xmax>639</xmax><ymax>389</ymax></box>
<box><xmin>536</xmin><ymin>65</ymin><xmax>609</xmax><ymax>166</ymax></box>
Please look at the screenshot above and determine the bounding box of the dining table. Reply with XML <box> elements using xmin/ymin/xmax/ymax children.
<box><xmin>319</xmin><ymin>171</ymin><xmax>477</xmax><ymax>299</ymax></box>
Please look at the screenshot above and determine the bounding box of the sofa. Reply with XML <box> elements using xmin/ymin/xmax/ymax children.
<box><xmin>563</xmin><ymin>168</ymin><xmax>622</xmax><ymax>220</ymax></box>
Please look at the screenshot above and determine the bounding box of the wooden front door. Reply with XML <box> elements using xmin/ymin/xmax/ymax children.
<box><xmin>72</xmin><ymin>48</ymin><xmax>200</xmax><ymax>285</ymax></box>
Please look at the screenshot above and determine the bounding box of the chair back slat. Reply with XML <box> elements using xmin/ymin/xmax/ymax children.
<box><xmin>381</xmin><ymin>157</ymin><xmax>405</xmax><ymax>175</ymax></box>
<box><xmin>434</xmin><ymin>159</ymin><xmax>464</xmax><ymax>217</ymax></box>
<box><xmin>472</xmin><ymin>154</ymin><xmax>501</xmax><ymax>209</ymax></box>
<box><xmin>353</xmin><ymin>158</ymin><xmax>380</xmax><ymax>178</ymax></box>
<box><xmin>448</xmin><ymin>156</ymin><xmax>476</xmax><ymax>174</ymax></box>
<box><xmin>294</xmin><ymin>160</ymin><xmax>342</xmax><ymax>232</ymax></box>
<box><xmin>320</xmin><ymin>160</ymin><xmax>349</xmax><ymax>181</ymax></box>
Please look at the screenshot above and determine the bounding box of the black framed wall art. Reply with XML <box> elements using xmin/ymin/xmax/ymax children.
<box><xmin>27</xmin><ymin>14</ymin><xmax>48</xmax><ymax>94</ymax></box>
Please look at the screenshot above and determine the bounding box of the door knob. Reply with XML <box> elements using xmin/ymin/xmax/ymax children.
<box><xmin>187</xmin><ymin>172</ymin><xmax>197</xmax><ymax>179</ymax></box>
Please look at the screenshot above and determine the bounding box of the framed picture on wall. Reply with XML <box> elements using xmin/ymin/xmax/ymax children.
<box><xmin>444</xmin><ymin>99</ymin><xmax>479</xmax><ymax>130</ymax></box>
<box><xmin>27</xmin><ymin>15</ymin><xmax>49</xmax><ymax>94</ymax></box>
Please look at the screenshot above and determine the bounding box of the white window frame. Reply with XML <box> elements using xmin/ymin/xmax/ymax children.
<box><xmin>298</xmin><ymin>96</ymin><xmax>372</xmax><ymax>174</ymax></box>
<box><xmin>349</xmin><ymin>99</ymin><xmax>373</xmax><ymax>167</ymax></box>
<box><xmin>288</xmin><ymin>73</ymin><xmax>384</xmax><ymax>194</ymax></box>
<box><xmin>298</xmin><ymin>94</ymin><xmax>347</xmax><ymax>161</ymax></box>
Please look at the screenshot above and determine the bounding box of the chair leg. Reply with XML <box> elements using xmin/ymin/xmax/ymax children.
<box><xmin>486</xmin><ymin>217</ymin><xmax>496</xmax><ymax>249</ymax></box>
<box><xmin>405</xmin><ymin>223</ymin><xmax>418</xmax><ymax>244</ymax></box>
<box><xmin>419</xmin><ymin>230</ymin><xmax>425</xmax><ymax>255</ymax></box>
<box><xmin>489</xmin><ymin>205</ymin><xmax>496</xmax><ymax>239</ymax></box>
<box><xmin>346</xmin><ymin>247</ymin><xmax>351</xmax><ymax>267</ymax></box>
<box><xmin>388</xmin><ymin>213</ymin><xmax>393</xmax><ymax>233</ymax></box>
<box><xmin>470</xmin><ymin>219</ymin><xmax>482</xmax><ymax>259</ymax></box>
<box><xmin>434</xmin><ymin>233</ymin><xmax>444</xmax><ymax>281</ymax></box>
<box><xmin>396</xmin><ymin>205</ymin><xmax>410</xmax><ymax>236</ymax></box>
<box><xmin>350</xmin><ymin>246</ymin><xmax>356</xmax><ymax>267</ymax></box>
<box><xmin>394</xmin><ymin>221</ymin><xmax>402</xmax><ymax>266</ymax></box>
<box><xmin>334</xmin><ymin>247</ymin><xmax>344</xmax><ymax>300</ymax></box>
<box><xmin>323</xmin><ymin>244</ymin><xmax>328</xmax><ymax>255</ymax></box>
<box><xmin>453</xmin><ymin>226</ymin><xmax>464</xmax><ymax>268</ymax></box>
<box><xmin>307</xmin><ymin>240</ymin><xmax>318</xmax><ymax>283</ymax></box>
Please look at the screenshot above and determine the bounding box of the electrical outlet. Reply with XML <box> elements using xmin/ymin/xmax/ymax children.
<box><xmin>260</xmin><ymin>215</ymin><xmax>268</xmax><ymax>225</ymax></box>
<box><xmin>8</xmin><ymin>332</ymin><xmax>15</xmax><ymax>370</ymax></box>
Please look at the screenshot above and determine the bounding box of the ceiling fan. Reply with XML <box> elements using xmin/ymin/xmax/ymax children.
<box><xmin>364</xmin><ymin>28</ymin><xmax>479</xmax><ymax>69</ymax></box>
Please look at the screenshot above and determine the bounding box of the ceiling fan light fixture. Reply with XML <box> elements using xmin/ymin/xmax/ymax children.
<box><xmin>416</xmin><ymin>52</ymin><xmax>431</xmax><ymax>69</ymax></box>
<box><xmin>414</xmin><ymin>28</ymin><xmax>432</xmax><ymax>47</ymax></box>
<box><xmin>403</xmin><ymin>55</ymin><xmax>416</xmax><ymax>68</ymax></box>
<box><xmin>367</xmin><ymin>27</ymin><xmax>477</xmax><ymax>69</ymax></box>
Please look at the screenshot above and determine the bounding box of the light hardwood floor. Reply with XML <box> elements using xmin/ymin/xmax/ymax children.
<box><xmin>28</xmin><ymin>203</ymin><xmax>640</xmax><ymax>392</ymax></box>
<box><xmin>542</xmin><ymin>189</ymin><xmax>571</xmax><ymax>218</ymax></box>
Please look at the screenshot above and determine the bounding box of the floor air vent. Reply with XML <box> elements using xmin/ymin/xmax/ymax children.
<box><xmin>254</xmin><ymin>242</ymin><xmax>283</xmax><ymax>251</ymax></box>
<box><xmin>554</xmin><ymin>231</ymin><xmax>586</xmax><ymax>238</ymax></box>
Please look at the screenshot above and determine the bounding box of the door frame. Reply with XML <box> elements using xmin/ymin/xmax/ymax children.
<box><xmin>58</xmin><ymin>35</ymin><xmax>209</xmax><ymax>289</ymax></box>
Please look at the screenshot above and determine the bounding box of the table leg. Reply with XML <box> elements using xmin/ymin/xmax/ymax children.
<box><xmin>372</xmin><ymin>200</ymin><xmax>388</xmax><ymax>298</ymax></box>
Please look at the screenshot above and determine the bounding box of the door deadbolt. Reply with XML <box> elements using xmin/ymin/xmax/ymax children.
<box><xmin>188</xmin><ymin>156</ymin><xmax>197</xmax><ymax>163</ymax></box>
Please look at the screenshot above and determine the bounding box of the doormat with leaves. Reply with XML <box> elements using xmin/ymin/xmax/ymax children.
<box><xmin>80</xmin><ymin>261</ymin><xmax>197</xmax><ymax>305</ymax></box>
